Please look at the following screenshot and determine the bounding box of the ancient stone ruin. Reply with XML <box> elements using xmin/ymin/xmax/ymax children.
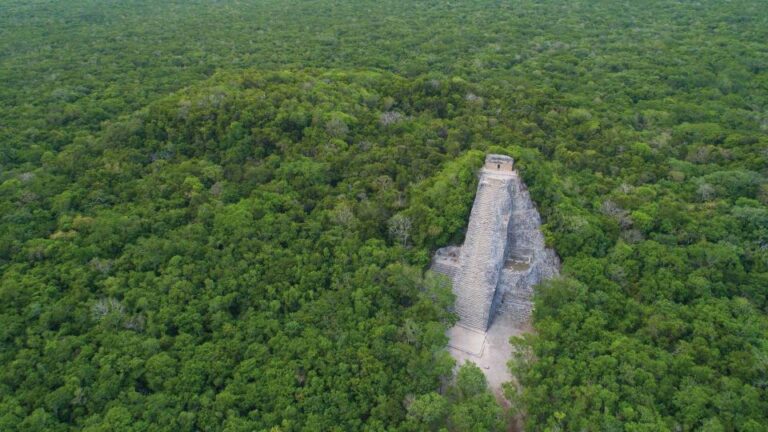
<box><xmin>433</xmin><ymin>154</ymin><xmax>559</xmax><ymax>331</ymax></box>
<box><xmin>432</xmin><ymin>154</ymin><xmax>559</xmax><ymax>395</ymax></box>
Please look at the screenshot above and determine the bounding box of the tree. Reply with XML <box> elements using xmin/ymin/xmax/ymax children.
<box><xmin>388</xmin><ymin>213</ymin><xmax>413</xmax><ymax>247</ymax></box>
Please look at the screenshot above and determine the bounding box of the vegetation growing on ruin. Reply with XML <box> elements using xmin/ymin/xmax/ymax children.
<box><xmin>1</xmin><ymin>0</ymin><xmax>767</xmax><ymax>431</ymax></box>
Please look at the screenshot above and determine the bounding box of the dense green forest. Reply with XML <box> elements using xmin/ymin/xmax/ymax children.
<box><xmin>1</xmin><ymin>0</ymin><xmax>766</xmax><ymax>431</ymax></box>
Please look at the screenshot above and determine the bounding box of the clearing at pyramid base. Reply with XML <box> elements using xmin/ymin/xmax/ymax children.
<box><xmin>431</xmin><ymin>154</ymin><xmax>559</xmax><ymax>395</ymax></box>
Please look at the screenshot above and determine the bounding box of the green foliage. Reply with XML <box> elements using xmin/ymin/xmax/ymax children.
<box><xmin>404</xmin><ymin>363</ymin><xmax>505</xmax><ymax>432</ymax></box>
<box><xmin>406</xmin><ymin>392</ymin><xmax>448</xmax><ymax>430</ymax></box>
<box><xmin>405</xmin><ymin>150</ymin><xmax>484</xmax><ymax>251</ymax></box>
<box><xmin>447</xmin><ymin>364</ymin><xmax>505</xmax><ymax>432</ymax></box>
<box><xmin>0</xmin><ymin>67</ymin><xmax>497</xmax><ymax>430</ymax></box>
<box><xmin>1</xmin><ymin>0</ymin><xmax>767</xmax><ymax>430</ymax></box>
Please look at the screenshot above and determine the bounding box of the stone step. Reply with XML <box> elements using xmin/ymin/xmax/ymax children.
<box><xmin>452</xmin><ymin>173</ymin><xmax>512</xmax><ymax>331</ymax></box>
<box><xmin>438</xmin><ymin>157</ymin><xmax>560</xmax><ymax>331</ymax></box>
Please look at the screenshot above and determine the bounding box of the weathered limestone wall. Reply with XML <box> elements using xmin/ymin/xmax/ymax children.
<box><xmin>432</xmin><ymin>246</ymin><xmax>461</xmax><ymax>279</ymax></box>
<box><xmin>498</xmin><ymin>170</ymin><xmax>559</xmax><ymax>324</ymax></box>
<box><xmin>451</xmin><ymin>172</ymin><xmax>515</xmax><ymax>330</ymax></box>
<box><xmin>431</xmin><ymin>261</ymin><xmax>459</xmax><ymax>279</ymax></box>
<box><xmin>431</xmin><ymin>154</ymin><xmax>559</xmax><ymax>330</ymax></box>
